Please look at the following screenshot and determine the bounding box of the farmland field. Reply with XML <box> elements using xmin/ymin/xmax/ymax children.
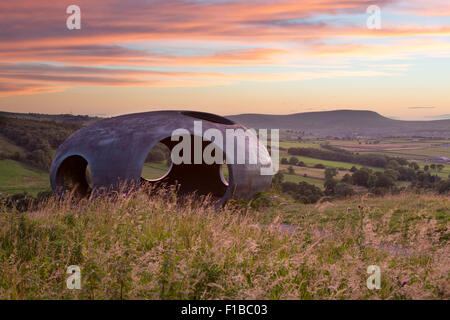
<box><xmin>0</xmin><ymin>159</ymin><xmax>50</xmax><ymax>196</ymax></box>
<box><xmin>330</xmin><ymin>138</ymin><xmax>450</xmax><ymax>160</ymax></box>
<box><xmin>280</xmin><ymin>153</ymin><xmax>384</xmax><ymax>172</ymax></box>
<box><xmin>283</xmin><ymin>173</ymin><xmax>324</xmax><ymax>188</ymax></box>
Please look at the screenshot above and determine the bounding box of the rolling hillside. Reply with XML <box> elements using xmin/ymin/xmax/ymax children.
<box><xmin>0</xmin><ymin>159</ymin><xmax>49</xmax><ymax>196</ymax></box>
<box><xmin>227</xmin><ymin>110</ymin><xmax>450</xmax><ymax>138</ymax></box>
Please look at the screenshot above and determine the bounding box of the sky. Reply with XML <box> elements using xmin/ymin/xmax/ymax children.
<box><xmin>0</xmin><ymin>0</ymin><xmax>449</xmax><ymax>120</ymax></box>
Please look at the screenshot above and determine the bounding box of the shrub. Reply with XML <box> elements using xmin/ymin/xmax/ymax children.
<box><xmin>437</xmin><ymin>179</ymin><xmax>450</xmax><ymax>194</ymax></box>
<box><xmin>334</xmin><ymin>182</ymin><xmax>355</xmax><ymax>198</ymax></box>
<box><xmin>281</xmin><ymin>181</ymin><xmax>323</xmax><ymax>204</ymax></box>
<box><xmin>289</xmin><ymin>157</ymin><xmax>299</xmax><ymax>166</ymax></box>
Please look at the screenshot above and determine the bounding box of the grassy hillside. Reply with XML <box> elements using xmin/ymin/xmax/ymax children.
<box><xmin>0</xmin><ymin>135</ymin><xmax>26</xmax><ymax>156</ymax></box>
<box><xmin>0</xmin><ymin>189</ymin><xmax>448</xmax><ymax>299</ymax></box>
<box><xmin>0</xmin><ymin>159</ymin><xmax>50</xmax><ymax>196</ymax></box>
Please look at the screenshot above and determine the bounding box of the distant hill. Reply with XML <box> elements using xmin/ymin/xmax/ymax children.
<box><xmin>1</xmin><ymin>110</ymin><xmax>449</xmax><ymax>138</ymax></box>
<box><xmin>227</xmin><ymin>110</ymin><xmax>450</xmax><ymax>138</ymax></box>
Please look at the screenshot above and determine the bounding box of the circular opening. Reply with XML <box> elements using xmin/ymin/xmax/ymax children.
<box><xmin>221</xmin><ymin>163</ymin><xmax>229</xmax><ymax>185</ymax></box>
<box><xmin>55</xmin><ymin>155</ymin><xmax>92</xmax><ymax>197</ymax></box>
<box><xmin>141</xmin><ymin>136</ymin><xmax>229</xmax><ymax>199</ymax></box>
<box><xmin>180</xmin><ymin>111</ymin><xmax>235</xmax><ymax>125</ymax></box>
<box><xmin>141</xmin><ymin>142</ymin><xmax>172</xmax><ymax>181</ymax></box>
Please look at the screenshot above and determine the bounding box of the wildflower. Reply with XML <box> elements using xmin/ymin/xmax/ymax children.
<box><xmin>149</xmin><ymin>201</ymin><xmax>153</xmax><ymax>205</ymax></box>
<box><xmin>122</xmin><ymin>193</ymin><xmax>127</xmax><ymax>199</ymax></box>
<box><xmin>402</xmin><ymin>281</ymin><xmax>408</xmax><ymax>287</ymax></box>
<box><xmin>270</xmin><ymin>195</ymin><xmax>278</xmax><ymax>199</ymax></box>
<box><xmin>347</xmin><ymin>207</ymin><xmax>351</xmax><ymax>212</ymax></box>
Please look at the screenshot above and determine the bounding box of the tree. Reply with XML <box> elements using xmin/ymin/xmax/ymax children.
<box><xmin>409</xmin><ymin>162</ymin><xmax>419</xmax><ymax>171</ymax></box>
<box><xmin>281</xmin><ymin>181</ymin><xmax>323</xmax><ymax>204</ymax></box>
<box><xmin>341</xmin><ymin>173</ymin><xmax>353</xmax><ymax>184</ymax></box>
<box><xmin>289</xmin><ymin>157</ymin><xmax>299</xmax><ymax>166</ymax></box>
<box><xmin>324</xmin><ymin>168</ymin><xmax>338</xmax><ymax>180</ymax></box>
<box><xmin>386</xmin><ymin>159</ymin><xmax>400</xmax><ymax>169</ymax></box>
<box><xmin>287</xmin><ymin>166</ymin><xmax>295</xmax><ymax>174</ymax></box>
<box><xmin>437</xmin><ymin>179</ymin><xmax>450</xmax><ymax>194</ymax></box>
<box><xmin>374</xmin><ymin>173</ymin><xmax>395</xmax><ymax>189</ymax></box>
<box><xmin>352</xmin><ymin>168</ymin><xmax>373</xmax><ymax>187</ymax></box>
<box><xmin>335</xmin><ymin>182</ymin><xmax>355</xmax><ymax>197</ymax></box>
<box><xmin>272</xmin><ymin>172</ymin><xmax>284</xmax><ymax>186</ymax></box>
<box><xmin>396</xmin><ymin>167</ymin><xmax>416</xmax><ymax>181</ymax></box>
<box><xmin>384</xmin><ymin>169</ymin><xmax>399</xmax><ymax>181</ymax></box>
<box><xmin>281</xmin><ymin>158</ymin><xmax>289</xmax><ymax>165</ymax></box>
<box><xmin>324</xmin><ymin>178</ymin><xmax>337</xmax><ymax>196</ymax></box>
<box><xmin>323</xmin><ymin>168</ymin><xmax>339</xmax><ymax>196</ymax></box>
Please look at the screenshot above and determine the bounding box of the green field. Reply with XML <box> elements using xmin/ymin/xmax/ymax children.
<box><xmin>0</xmin><ymin>159</ymin><xmax>50</xmax><ymax>196</ymax></box>
<box><xmin>283</xmin><ymin>173</ymin><xmax>324</xmax><ymax>188</ymax></box>
<box><xmin>280</xmin><ymin>153</ymin><xmax>383</xmax><ymax>172</ymax></box>
<box><xmin>141</xmin><ymin>162</ymin><xmax>171</xmax><ymax>180</ymax></box>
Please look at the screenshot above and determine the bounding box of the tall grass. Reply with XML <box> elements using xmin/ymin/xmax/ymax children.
<box><xmin>0</xmin><ymin>187</ymin><xmax>448</xmax><ymax>299</ymax></box>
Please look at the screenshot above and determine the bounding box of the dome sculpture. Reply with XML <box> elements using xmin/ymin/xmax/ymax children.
<box><xmin>50</xmin><ymin>110</ymin><xmax>273</xmax><ymax>206</ymax></box>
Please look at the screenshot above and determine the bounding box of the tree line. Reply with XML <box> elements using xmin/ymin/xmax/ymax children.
<box><xmin>0</xmin><ymin>117</ymin><xmax>81</xmax><ymax>170</ymax></box>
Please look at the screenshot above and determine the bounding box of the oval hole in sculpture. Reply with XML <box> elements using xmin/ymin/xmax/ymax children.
<box><xmin>55</xmin><ymin>155</ymin><xmax>92</xmax><ymax>197</ymax></box>
<box><xmin>141</xmin><ymin>142</ymin><xmax>172</xmax><ymax>181</ymax></box>
<box><xmin>141</xmin><ymin>136</ymin><xmax>230</xmax><ymax>199</ymax></box>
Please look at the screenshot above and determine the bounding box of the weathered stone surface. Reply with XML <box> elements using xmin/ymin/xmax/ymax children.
<box><xmin>50</xmin><ymin>110</ymin><xmax>272</xmax><ymax>206</ymax></box>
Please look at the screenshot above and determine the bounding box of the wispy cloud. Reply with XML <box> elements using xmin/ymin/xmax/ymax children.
<box><xmin>0</xmin><ymin>0</ymin><xmax>449</xmax><ymax>117</ymax></box>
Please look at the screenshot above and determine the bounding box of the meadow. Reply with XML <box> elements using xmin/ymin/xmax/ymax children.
<box><xmin>0</xmin><ymin>122</ymin><xmax>449</xmax><ymax>300</ymax></box>
<box><xmin>0</xmin><ymin>159</ymin><xmax>50</xmax><ymax>196</ymax></box>
<box><xmin>0</xmin><ymin>188</ymin><xmax>448</xmax><ymax>299</ymax></box>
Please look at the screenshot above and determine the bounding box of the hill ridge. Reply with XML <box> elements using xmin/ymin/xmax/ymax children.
<box><xmin>226</xmin><ymin>110</ymin><xmax>450</xmax><ymax>138</ymax></box>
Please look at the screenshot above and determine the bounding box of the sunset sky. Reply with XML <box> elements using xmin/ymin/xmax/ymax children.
<box><xmin>0</xmin><ymin>0</ymin><xmax>449</xmax><ymax>120</ymax></box>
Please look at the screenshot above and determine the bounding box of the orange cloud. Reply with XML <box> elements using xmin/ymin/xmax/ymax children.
<box><xmin>0</xmin><ymin>0</ymin><xmax>449</xmax><ymax>98</ymax></box>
